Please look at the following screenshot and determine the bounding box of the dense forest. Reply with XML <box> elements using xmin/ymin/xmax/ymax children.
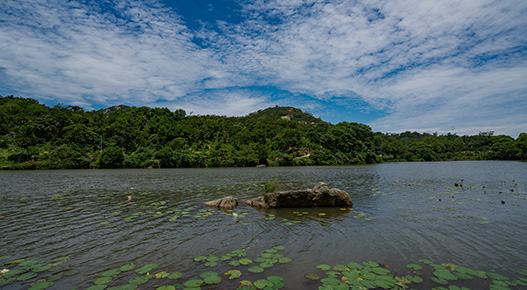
<box><xmin>0</xmin><ymin>95</ymin><xmax>525</xmax><ymax>169</ymax></box>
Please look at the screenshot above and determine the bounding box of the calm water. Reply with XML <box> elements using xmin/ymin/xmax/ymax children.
<box><xmin>1</xmin><ymin>161</ymin><xmax>526</xmax><ymax>289</ymax></box>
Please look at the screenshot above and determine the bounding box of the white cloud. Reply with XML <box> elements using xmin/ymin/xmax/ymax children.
<box><xmin>0</xmin><ymin>0</ymin><xmax>525</xmax><ymax>136</ymax></box>
<box><xmin>0</xmin><ymin>0</ymin><xmax>226</xmax><ymax>107</ymax></box>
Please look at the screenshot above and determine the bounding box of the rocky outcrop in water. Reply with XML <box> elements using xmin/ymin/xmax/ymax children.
<box><xmin>204</xmin><ymin>196</ymin><xmax>239</xmax><ymax>209</ymax></box>
<box><xmin>245</xmin><ymin>182</ymin><xmax>353</xmax><ymax>208</ymax></box>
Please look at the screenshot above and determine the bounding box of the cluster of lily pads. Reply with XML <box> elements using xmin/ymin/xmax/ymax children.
<box><xmin>79</xmin><ymin>245</ymin><xmax>290</xmax><ymax>290</ymax></box>
<box><xmin>0</xmin><ymin>255</ymin><xmax>78</xmax><ymax>289</ymax></box>
<box><xmin>304</xmin><ymin>259</ymin><xmax>527</xmax><ymax>290</ymax></box>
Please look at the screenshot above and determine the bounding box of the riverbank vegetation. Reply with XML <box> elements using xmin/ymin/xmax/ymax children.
<box><xmin>0</xmin><ymin>95</ymin><xmax>525</xmax><ymax>169</ymax></box>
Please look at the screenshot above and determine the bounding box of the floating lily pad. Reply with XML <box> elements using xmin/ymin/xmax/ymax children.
<box><xmin>406</xmin><ymin>275</ymin><xmax>424</xmax><ymax>283</ymax></box>
<box><xmin>194</xmin><ymin>256</ymin><xmax>207</xmax><ymax>262</ymax></box>
<box><xmin>407</xmin><ymin>263</ymin><xmax>423</xmax><ymax>271</ymax></box>
<box><xmin>346</xmin><ymin>262</ymin><xmax>363</xmax><ymax>270</ymax></box>
<box><xmin>248</xmin><ymin>266</ymin><xmax>264</xmax><ymax>273</ymax></box>
<box><xmin>487</xmin><ymin>272</ymin><xmax>509</xmax><ymax>281</ymax></box>
<box><xmin>183</xmin><ymin>279</ymin><xmax>203</xmax><ymax>287</ymax></box>
<box><xmin>229</xmin><ymin>260</ymin><xmax>241</xmax><ymax>266</ymax></box>
<box><xmin>239</xmin><ymin>258</ymin><xmax>252</xmax><ymax>265</ymax></box>
<box><xmin>156</xmin><ymin>286</ymin><xmax>175</xmax><ymax>290</ymax></box>
<box><xmin>129</xmin><ymin>275</ymin><xmax>151</xmax><ymax>285</ymax></box>
<box><xmin>434</xmin><ymin>270</ymin><xmax>457</xmax><ymax>280</ymax></box>
<box><xmin>28</xmin><ymin>281</ymin><xmax>54</xmax><ymax>290</ymax></box>
<box><xmin>363</xmin><ymin>261</ymin><xmax>379</xmax><ymax>267</ymax></box>
<box><xmin>102</xmin><ymin>268</ymin><xmax>121</xmax><ymax>277</ymax></box>
<box><xmin>4</xmin><ymin>258</ymin><xmax>25</xmax><ymax>267</ymax></box>
<box><xmin>120</xmin><ymin>263</ymin><xmax>136</xmax><ymax>271</ymax></box>
<box><xmin>135</xmin><ymin>263</ymin><xmax>158</xmax><ymax>274</ymax></box>
<box><xmin>203</xmin><ymin>274</ymin><xmax>222</xmax><ymax>285</ymax></box>
<box><xmin>94</xmin><ymin>276</ymin><xmax>114</xmax><ymax>285</ymax></box>
<box><xmin>305</xmin><ymin>273</ymin><xmax>320</xmax><ymax>280</ymax></box>
<box><xmin>321</xmin><ymin>277</ymin><xmax>341</xmax><ymax>285</ymax></box>
<box><xmin>155</xmin><ymin>271</ymin><xmax>170</xmax><ymax>278</ymax></box>
<box><xmin>254</xmin><ymin>279</ymin><xmax>273</xmax><ymax>289</ymax></box>
<box><xmin>317</xmin><ymin>264</ymin><xmax>332</xmax><ymax>271</ymax></box>
<box><xmin>278</xmin><ymin>257</ymin><xmax>291</xmax><ymax>263</ymax></box>
<box><xmin>17</xmin><ymin>271</ymin><xmax>37</xmax><ymax>281</ymax></box>
<box><xmin>33</xmin><ymin>265</ymin><xmax>52</xmax><ymax>272</ymax></box>
<box><xmin>332</xmin><ymin>264</ymin><xmax>348</xmax><ymax>271</ymax></box>
<box><xmin>225</xmin><ymin>269</ymin><xmax>242</xmax><ymax>279</ymax></box>
<box><xmin>431</xmin><ymin>277</ymin><xmax>448</xmax><ymax>285</ymax></box>
<box><xmin>260</xmin><ymin>261</ymin><xmax>274</xmax><ymax>268</ymax></box>
<box><xmin>167</xmin><ymin>272</ymin><xmax>182</xmax><ymax>279</ymax></box>
<box><xmin>342</xmin><ymin>271</ymin><xmax>359</xmax><ymax>279</ymax></box>
<box><xmin>204</xmin><ymin>261</ymin><xmax>217</xmax><ymax>267</ymax></box>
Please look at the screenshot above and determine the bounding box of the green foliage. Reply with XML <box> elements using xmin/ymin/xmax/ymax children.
<box><xmin>0</xmin><ymin>95</ymin><xmax>525</xmax><ymax>169</ymax></box>
<box><xmin>264</xmin><ymin>181</ymin><xmax>278</xmax><ymax>194</ymax></box>
<box><xmin>99</xmin><ymin>146</ymin><xmax>125</xmax><ymax>168</ymax></box>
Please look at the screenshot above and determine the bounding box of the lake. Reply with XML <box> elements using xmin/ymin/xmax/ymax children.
<box><xmin>1</xmin><ymin>161</ymin><xmax>526</xmax><ymax>289</ymax></box>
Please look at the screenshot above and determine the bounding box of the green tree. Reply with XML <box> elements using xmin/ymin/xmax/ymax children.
<box><xmin>99</xmin><ymin>146</ymin><xmax>125</xmax><ymax>168</ymax></box>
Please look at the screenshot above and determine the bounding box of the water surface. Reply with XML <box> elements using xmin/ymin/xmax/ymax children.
<box><xmin>1</xmin><ymin>161</ymin><xmax>526</xmax><ymax>289</ymax></box>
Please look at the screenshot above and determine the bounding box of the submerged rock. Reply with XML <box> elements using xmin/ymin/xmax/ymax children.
<box><xmin>245</xmin><ymin>182</ymin><xmax>353</xmax><ymax>208</ymax></box>
<box><xmin>204</xmin><ymin>196</ymin><xmax>239</xmax><ymax>209</ymax></box>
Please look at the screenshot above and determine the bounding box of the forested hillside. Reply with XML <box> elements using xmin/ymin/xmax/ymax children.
<box><xmin>0</xmin><ymin>95</ymin><xmax>525</xmax><ymax>169</ymax></box>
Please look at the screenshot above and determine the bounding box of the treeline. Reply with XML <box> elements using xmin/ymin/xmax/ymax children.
<box><xmin>0</xmin><ymin>95</ymin><xmax>525</xmax><ymax>169</ymax></box>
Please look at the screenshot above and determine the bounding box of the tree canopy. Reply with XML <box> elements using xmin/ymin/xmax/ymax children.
<box><xmin>0</xmin><ymin>95</ymin><xmax>524</xmax><ymax>170</ymax></box>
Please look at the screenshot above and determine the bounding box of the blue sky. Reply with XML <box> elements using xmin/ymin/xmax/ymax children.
<box><xmin>1</xmin><ymin>0</ymin><xmax>526</xmax><ymax>137</ymax></box>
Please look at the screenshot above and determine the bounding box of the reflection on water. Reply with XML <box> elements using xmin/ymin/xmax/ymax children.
<box><xmin>1</xmin><ymin>161</ymin><xmax>526</xmax><ymax>288</ymax></box>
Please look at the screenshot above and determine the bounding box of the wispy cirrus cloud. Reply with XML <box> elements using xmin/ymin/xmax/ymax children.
<box><xmin>0</xmin><ymin>0</ymin><xmax>526</xmax><ymax>136</ymax></box>
<box><xmin>206</xmin><ymin>0</ymin><xmax>527</xmax><ymax>136</ymax></box>
<box><xmin>0</xmin><ymin>0</ymin><xmax>227</xmax><ymax>108</ymax></box>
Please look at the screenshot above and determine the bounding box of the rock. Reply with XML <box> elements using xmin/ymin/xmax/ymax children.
<box><xmin>245</xmin><ymin>182</ymin><xmax>353</xmax><ymax>208</ymax></box>
<box><xmin>204</xmin><ymin>196</ymin><xmax>238</xmax><ymax>209</ymax></box>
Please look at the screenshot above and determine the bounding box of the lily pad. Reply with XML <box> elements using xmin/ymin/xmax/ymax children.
<box><xmin>248</xmin><ymin>266</ymin><xmax>264</xmax><ymax>273</ymax></box>
<box><xmin>193</xmin><ymin>256</ymin><xmax>207</xmax><ymax>262</ymax></box>
<box><xmin>156</xmin><ymin>286</ymin><xmax>175</xmax><ymax>290</ymax></box>
<box><xmin>28</xmin><ymin>281</ymin><xmax>55</xmax><ymax>290</ymax></box>
<box><xmin>305</xmin><ymin>273</ymin><xmax>320</xmax><ymax>280</ymax></box>
<box><xmin>129</xmin><ymin>275</ymin><xmax>151</xmax><ymax>285</ymax></box>
<box><xmin>434</xmin><ymin>270</ymin><xmax>458</xmax><ymax>280</ymax></box>
<box><xmin>183</xmin><ymin>279</ymin><xmax>203</xmax><ymax>287</ymax></box>
<box><xmin>17</xmin><ymin>271</ymin><xmax>37</xmax><ymax>281</ymax></box>
<box><xmin>317</xmin><ymin>264</ymin><xmax>332</xmax><ymax>271</ymax></box>
<box><xmin>254</xmin><ymin>279</ymin><xmax>273</xmax><ymax>289</ymax></box>
<box><xmin>33</xmin><ymin>265</ymin><xmax>52</xmax><ymax>272</ymax></box>
<box><xmin>167</xmin><ymin>272</ymin><xmax>183</xmax><ymax>279</ymax></box>
<box><xmin>225</xmin><ymin>269</ymin><xmax>242</xmax><ymax>279</ymax></box>
<box><xmin>135</xmin><ymin>263</ymin><xmax>158</xmax><ymax>274</ymax></box>
<box><xmin>346</xmin><ymin>262</ymin><xmax>363</xmax><ymax>270</ymax></box>
<box><xmin>406</xmin><ymin>275</ymin><xmax>424</xmax><ymax>283</ymax></box>
<box><xmin>321</xmin><ymin>277</ymin><xmax>341</xmax><ymax>285</ymax></box>
<box><xmin>407</xmin><ymin>263</ymin><xmax>423</xmax><ymax>271</ymax></box>
<box><xmin>120</xmin><ymin>263</ymin><xmax>136</xmax><ymax>271</ymax></box>
<box><xmin>204</xmin><ymin>261</ymin><xmax>218</xmax><ymax>267</ymax></box>
<box><xmin>431</xmin><ymin>277</ymin><xmax>449</xmax><ymax>285</ymax></box>
<box><xmin>94</xmin><ymin>276</ymin><xmax>114</xmax><ymax>285</ymax></box>
<box><xmin>260</xmin><ymin>261</ymin><xmax>274</xmax><ymax>268</ymax></box>
<box><xmin>239</xmin><ymin>258</ymin><xmax>253</xmax><ymax>265</ymax></box>
<box><xmin>102</xmin><ymin>268</ymin><xmax>121</xmax><ymax>277</ymax></box>
<box><xmin>203</xmin><ymin>274</ymin><xmax>221</xmax><ymax>285</ymax></box>
<box><xmin>4</xmin><ymin>258</ymin><xmax>25</xmax><ymax>267</ymax></box>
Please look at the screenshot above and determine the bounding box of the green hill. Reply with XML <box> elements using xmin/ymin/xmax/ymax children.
<box><xmin>0</xmin><ymin>95</ymin><xmax>525</xmax><ymax>169</ymax></box>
